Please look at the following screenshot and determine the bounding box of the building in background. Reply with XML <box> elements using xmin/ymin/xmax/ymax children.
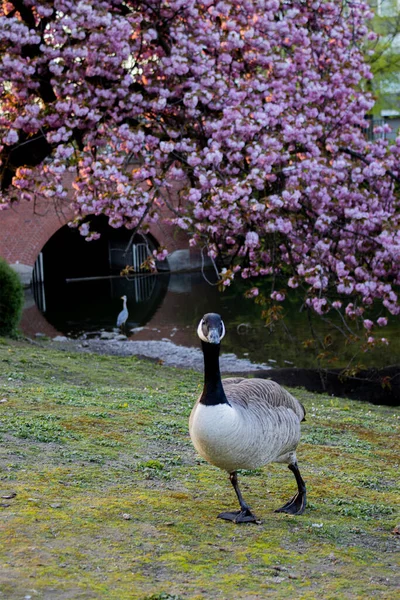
<box><xmin>367</xmin><ymin>0</ymin><xmax>400</xmax><ymax>138</ymax></box>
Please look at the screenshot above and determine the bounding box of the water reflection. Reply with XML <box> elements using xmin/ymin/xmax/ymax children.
<box><xmin>28</xmin><ymin>270</ymin><xmax>400</xmax><ymax>370</ymax></box>
<box><xmin>33</xmin><ymin>272</ymin><xmax>169</xmax><ymax>336</ymax></box>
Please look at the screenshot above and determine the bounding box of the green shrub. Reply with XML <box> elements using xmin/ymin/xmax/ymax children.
<box><xmin>0</xmin><ymin>258</ymin><xmax>24</xmax><ymax>337</ymax></box>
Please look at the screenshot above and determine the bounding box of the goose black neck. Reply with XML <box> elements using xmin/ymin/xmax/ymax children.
<box><xmin>200</xmin><ymin>341</ymin><xmax>228</xmax><ymax>406</ymax></box>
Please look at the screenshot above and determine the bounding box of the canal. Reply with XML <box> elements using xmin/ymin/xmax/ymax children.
<box><xmin>26</xmin><ymin>270</ymin><xmax>400</xmax><ymax>373</ymax></box>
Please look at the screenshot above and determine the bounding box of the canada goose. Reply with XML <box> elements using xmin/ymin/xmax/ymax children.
<box><xmin>116</xmin><ymin>295</ymin><xmax>129</xmax><ymax>329</ymax></box>
<box><xmin>189</xmin><ymin>313</ymin><xmax>306</xmax><ymax>523</ymax></box>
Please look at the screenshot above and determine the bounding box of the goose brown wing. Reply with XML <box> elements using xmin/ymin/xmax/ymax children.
<box><xmin>221</xmin><ymin>377</ymin><xmax>246</xmax><ymax>385</ymax></box>
<box><xmin>222</xmin><ymin>377</ymin><xmax>306</xmax><ymax>422</ymax></box>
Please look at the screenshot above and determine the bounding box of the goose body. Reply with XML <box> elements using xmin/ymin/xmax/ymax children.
<box><xmin>189</xmin><ymin>313</ymin><xmax>306</xmax><ymax>523</ymax></box>
<box><xmin>190</xmin><ymin>378</ymin><xmax>303</xmax><ymax>473</ymax></box>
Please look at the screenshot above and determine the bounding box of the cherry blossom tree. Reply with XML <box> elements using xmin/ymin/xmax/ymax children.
<box><xmin>1</xmin><ymin>0</ymin><xmax>399</xmax><ymax>342</ymax></box>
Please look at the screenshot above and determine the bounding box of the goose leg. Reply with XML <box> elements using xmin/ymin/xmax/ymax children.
<box><xmin>218</xmin><ymin>471</ymin><xmax>259</xmax><ymax>524</ymax></box>
<box><xmin>275</xmin><ymin>462</ymin><xmax>306</xmax><ymax>515</ymax></box>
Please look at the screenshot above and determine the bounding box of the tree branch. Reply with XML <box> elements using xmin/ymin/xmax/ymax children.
<box><xmin>339</xmin><ymin>146</ymin><xmax>400</xmax><ymax>184</ymax></box>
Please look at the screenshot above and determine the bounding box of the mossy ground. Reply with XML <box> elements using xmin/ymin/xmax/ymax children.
<box><xmin>0</xmin><ymin>337</ymin><xmax>399</xmax><ymax>599</ymax></box>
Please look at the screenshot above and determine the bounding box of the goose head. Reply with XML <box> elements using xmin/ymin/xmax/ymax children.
<box><xmin>120</xmin><ymin>295</ymin><xmax>127</xmax><ymax>301</ymax></box>
<box><xmin>197</xmin><ymin>313</ymin><xmax>226</xmax><ymax>345</ymax></box>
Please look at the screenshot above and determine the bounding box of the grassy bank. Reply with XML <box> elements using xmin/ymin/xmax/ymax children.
<box><xmin>0</xmin><ymin>337</ymin><xmax>399</xmax><ymax>599</ymax></box>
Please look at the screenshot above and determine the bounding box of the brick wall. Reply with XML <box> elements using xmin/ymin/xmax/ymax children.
<box><xmin>20</xmin><ymin>303</ymin><xmax>61</xmax><ymax>338</ymax></box>
<box><xmin>0</xmin><ymin>197</ymin><xmax>71</xmax><ymax>267</ymax></box>
<box><xmin>0</xmin><ymin>174</ymin><xmax>189</xmax><ymax>271</ymax></box>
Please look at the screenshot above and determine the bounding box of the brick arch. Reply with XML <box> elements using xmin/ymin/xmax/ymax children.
<box><xmin>0</xmin><ymin>197</ymin><xmax>72</xmax><ymax>268</ymax></box>
<box><xmin>0</xmin><ymin>198</ymin><xmax>189</xmax><ymax>286</ymax></box>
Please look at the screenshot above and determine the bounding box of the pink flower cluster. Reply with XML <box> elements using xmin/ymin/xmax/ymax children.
<box><xmin>0</xmin><ymin>0</ymin><xmax>399</xmax><ymax>329</ymax></box>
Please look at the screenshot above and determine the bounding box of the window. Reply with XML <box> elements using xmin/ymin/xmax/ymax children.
<box><xmin>377</xmin><ymin>0</ymin><xmax>400</xmax><ymax>17</ymax></box>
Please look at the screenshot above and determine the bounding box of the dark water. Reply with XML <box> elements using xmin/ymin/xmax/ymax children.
<box><xmin>29</xmin><ymin>270</ymin><xmax>400</xmax><ymax>372</ymax></box>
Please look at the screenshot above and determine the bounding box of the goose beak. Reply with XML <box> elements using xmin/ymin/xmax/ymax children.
<box><xmin>207</xmin><ymin>328</ymin><xmax>221</xmax><ymax>344</ymax></box>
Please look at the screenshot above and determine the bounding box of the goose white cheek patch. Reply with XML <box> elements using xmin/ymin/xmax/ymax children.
<box><xmin>197</xmin><ymin>319</ymin><xmax>208</xmax><ymax>342</ymax></box>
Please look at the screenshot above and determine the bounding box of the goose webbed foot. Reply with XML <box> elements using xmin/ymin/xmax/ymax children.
<box><xmin>275</xmin><ymin>462</ymin><xmax>307</xmax><ymax>516</ymax></box>
<box><xmin>218</xmin><ymin>509</ymin><xmax>260</xmax><ymax>524</ymax></box>
<box><xmin>275</xmin><ymin>491</ymin><xmax>306</xmax><ymax>515</ymax></box>
<box><xmin>219</xmin><ymin>471</ymin><xmax>261</xmax><ymax>524</ymax></box>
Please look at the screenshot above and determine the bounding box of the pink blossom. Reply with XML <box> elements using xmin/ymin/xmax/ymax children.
<box><xmin>153</xmin><ymin>247</ymin><xmax>168</xmax><ymax>261</ymax></box>
<box><xmin>79</xmin><ymin>223</ymin><xmax>90</xmax><ymax>237</ymax></box>
<box><xmin>271</xmin><ymin>291</ymin><xmax>285</xmax><ymax>302</ymax></box>
<box><xmin>86</xmin><ymin>232</ymin><xmax>101</xmax><ymax>241</ymax></box>
<box><xmin>3</xmin><ymin>129</ymin><xmax>19</xmax><ymax>145</ymax></box>
<box><xmin>247</xmin><ymin>287</ymin><xmax>259</xmax><ymax>298</ymax></box>
<box><xmin>183</xmin><ymin>93</ymin><xmax>198</xmax><ymax>109</ymax></box>
<box><xmin>288</xmin><ymin>277</ymin><xmax>299</xmax><ymax>289</ymax></box>
<box><xmin>245</xmin><ymin>231</ymin><xmax>259</xmax><ymax>249</ymax></box>
<box><xmin>219</xmin><ymin>267</ymin><xmax>234</xmax><ymax>286</ymax></box>
<box><xmin>306</xmin><ymin>297</ymin><xmax>328</xmax><ymax>315</ymax></box>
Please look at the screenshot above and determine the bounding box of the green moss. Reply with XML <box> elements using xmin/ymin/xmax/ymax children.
<box><xmin>0</xmin><ymin>337</ymin><xmax>399</xmax><ymax>600</ymax></box>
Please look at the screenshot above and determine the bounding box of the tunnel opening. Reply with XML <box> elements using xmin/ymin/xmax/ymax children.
<box><xmin>40</xmin><ymin>215</ymin><xmax>165</xmax><ymax>282</ymax></box>
<box><xmin>31</xmin><ymin>216</ymin><xmax>170</xmax><ymax>336</ymax></box>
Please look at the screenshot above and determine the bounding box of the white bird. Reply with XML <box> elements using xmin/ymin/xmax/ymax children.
<box><xmin>116</xmin><ymin>295</ymin><xmax>129</xmax><ymax>329</ymax></box>
<box><xmin>189</xmin><ymin>312</ymin><xmax>307</xmax><ymax>523</ymax></box>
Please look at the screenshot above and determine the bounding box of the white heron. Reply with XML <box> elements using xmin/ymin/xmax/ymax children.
<box><xmin>116</xmin><ymin>295</ymin><xmax>129</xmax><ymax>330</ymax></box>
